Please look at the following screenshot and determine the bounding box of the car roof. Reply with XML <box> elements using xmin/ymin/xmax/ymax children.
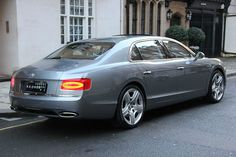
<box><xmin>78</xmin><ymin>35</ymin><xmax>172</xmax><ymax>44</ymax></box>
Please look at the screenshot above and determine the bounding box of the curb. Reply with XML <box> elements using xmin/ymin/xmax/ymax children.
<box><xmin>0</xmin><ymin>109</ymin><xmax>15</xmax><ymax>114</ymax></box>
<box><xmin>0</xmin><ymin>78</ymin><xmax>10</xmax><ymax>82</ymax></box>
<box><xmin>0</xmin><ymin>109</ymin><xmax>17</xmax><ymax>117</ymax></box>
<box><xmin>227</xmin><ymin>72</ymin><xmax>236</xmax><ymax>78</ymax></box>
<box><xmin>0</xmin><ymin>111</ymin><xmax>34</xmax><ymax>117</ymax></box>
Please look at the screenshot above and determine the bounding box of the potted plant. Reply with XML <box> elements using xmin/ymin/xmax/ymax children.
<box><xmin>188</xmin><ymin>27</ymin><xmax>206</xmax><ymax>52</ymax></box>
<box><xmin>165</xmin><ymin>25</ymin><xmax>188</xmax><ymax>42</ymax></box>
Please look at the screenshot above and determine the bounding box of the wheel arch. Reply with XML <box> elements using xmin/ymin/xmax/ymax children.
<box><xmin>124</xmin><ymin>81</ymin><xmax>147</xmax><ymax>101</ymax></box>
<box><xmin>206</xmin><ymin>66</ymin><xmax>226</xmax><ymax>103</ymax></box>
<box><xmin>212</xmin><ymin>65</ymin><xmax>227</xmax><ymax>83</ymax></box>
<box><xmin>206</xmin><ymin>65</ymin><xmax>226</xmax><ymax>92</ymax></box>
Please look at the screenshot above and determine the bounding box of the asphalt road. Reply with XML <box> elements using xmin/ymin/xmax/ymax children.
<box><xmin>0</xmin><ymin>77</ymin><xmax>236</xmax><ymax>157</ymax></box>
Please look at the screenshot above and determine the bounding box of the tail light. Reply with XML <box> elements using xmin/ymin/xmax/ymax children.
<box><xmin>61</xmin><ymin>78</ymin><xmax>91</xmax><ymax>91</ymax></box>
<box><xmin>10</xmin><ymin>76</ymin><xmax>15</xmax><ymax>89</ymax></box>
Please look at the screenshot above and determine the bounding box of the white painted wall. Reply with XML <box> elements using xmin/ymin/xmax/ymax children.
<box><xmin>95</xmin><ymin>0</ymin><xmax>123</xmax><ymax>38</ymax></box>
<box><xmin>0</xmin><ymin>0</ymin><xmax>123</xmax><ymax>76</ymax></box>
<box><xmin>0</xmin><ymin>0</ymin><xmax>19</xmax><ymax>76</ymax></box>
<box><xmin>225</xmin><ymin>0</ymin><xmax>236</xmax><ymax>53</ymax></box>
<box><xmin>225</xmin><ymin>16</ymin><xmax>236</xmax><ymax>53</ymax></box>
<box><xmin>16</xmin><ymin>0</ymin><xmax>61</xmax><ymax>68</ymax></box>
<box><xmin>228</xmin><ymin>0</ymin><xmax>236</xmax><ymax>14</ymax></box>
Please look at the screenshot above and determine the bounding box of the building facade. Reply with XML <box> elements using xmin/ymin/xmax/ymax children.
<box><xmin>124</xmin><ymin>0</ymin><xmax>190</xmax><ymax>36</ymax></box>
<box><xmin>224</xmin><ymin>0</ymin><xmax>236</xmax><ymax>54</ymax></box>
<box><xmin>0</xmin><ymin>0</ymin><xmax>232</xmax><ymax>76</ymax></box>
<box><xmin>0</xmin><ymin>0</ymin><xmax>124</xmax><ymax>76</ymax></box>
<box><xmin>188</xmin><ymin>0</ymin><xmax>231</xmax><ymax>57</ymax></box>
<box><xmin>124</xmin><ymin>0</ymin><xmax>231</xmax><ymax>57</ymax></box>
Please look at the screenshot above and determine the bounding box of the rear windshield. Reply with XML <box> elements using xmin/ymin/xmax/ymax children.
<box><xmin>47</xmin><ymin>42</ymin><xmax>115</xmax><ymax>60</ymax></box>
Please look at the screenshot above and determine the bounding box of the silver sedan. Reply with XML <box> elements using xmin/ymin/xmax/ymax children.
<box><xmin>9</xmin><ymin>36</ymin><xmax>226</xmax><ymax>129</ymax></box>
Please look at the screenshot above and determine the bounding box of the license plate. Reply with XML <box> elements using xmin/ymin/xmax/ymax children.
<box><xmin>21</xmin><ymin>81</ymin><xmax>47</xmax><ymax>95</ymax></box>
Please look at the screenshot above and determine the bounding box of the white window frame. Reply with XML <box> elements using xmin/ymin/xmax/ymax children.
<box><xmin>60</xmin><ymin>0</ymin><xmax>95</xmax><ymax>45</ymax></box>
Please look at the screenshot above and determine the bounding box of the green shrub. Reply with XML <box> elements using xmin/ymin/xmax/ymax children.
<box><xmin>165</xmin><ymin>25</ymin><xmax>188</xmax><ymax>42</ymax></box>
<box><xmin>188</xmin><ymin>27</ymin><xmax>206</xmax><ymax>46</ymax></box>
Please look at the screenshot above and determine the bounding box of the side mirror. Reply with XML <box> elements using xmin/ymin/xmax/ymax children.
<box><xmin>189</xmin><ymin>46</ymin><xmax>200</xmax><ymax>53</ymax></box>
<box><xmin>194</xmin><ymin>51</ymin><xmax>205</xmax><ymax>61</ymax></box>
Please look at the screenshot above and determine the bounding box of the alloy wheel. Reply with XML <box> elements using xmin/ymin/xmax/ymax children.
<box><xmin>121</xmin><ymin>88</ymin><xmax>144</xmax><ymax>126</ymax></box>
<box><xmin>211</xmin><ymin>72</ymin><xmax>225</xmax><ymax>101</ymax></box>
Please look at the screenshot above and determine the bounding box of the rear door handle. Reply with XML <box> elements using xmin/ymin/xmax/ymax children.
<box><xmin>143</xmin><ymin>70</ymin><xmax>152</xmax><ymax>75</ymax></box>
<box><xmin>177</xmin><ymin>67</ymin><xmax>185</xmax><ymax>70</ymax></box>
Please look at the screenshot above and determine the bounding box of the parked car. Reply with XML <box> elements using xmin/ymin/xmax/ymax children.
<box><xmin>9</xmin><ymin>36</ymin><xmax>226</xmax><ymax>129</ymax></box>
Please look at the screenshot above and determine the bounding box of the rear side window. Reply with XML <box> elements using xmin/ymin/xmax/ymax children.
<box><xmin>130</xmin><ymin>46</ymin><xmax>142</xmax><ymax>60</ymax></box>
<box><xmin>47</xmin><ymin>42</ymin><xmax>115</xmax><ymax>60</ymax></box>
<box><xmin>135</xmin><ymin>40</ymin><xmax>166</xmax><ymax>60</ymax></box>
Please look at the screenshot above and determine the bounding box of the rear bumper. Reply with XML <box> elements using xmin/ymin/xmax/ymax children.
<box><xmin>9</xmin><ymin>93</ymin><xmax>116</xmax><ymax>119</ymax></box>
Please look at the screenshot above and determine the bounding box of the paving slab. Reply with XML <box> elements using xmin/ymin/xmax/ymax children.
<box><xmin>0</xmin><ymin>82</ymin><xmax>13</xmax><ymax>113</ymax></box>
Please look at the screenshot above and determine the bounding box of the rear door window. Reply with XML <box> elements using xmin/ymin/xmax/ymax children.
<box><xmin>135</xmin><ymin>40</ymin><xmax>167</xmax><ymax>60</ymax></box>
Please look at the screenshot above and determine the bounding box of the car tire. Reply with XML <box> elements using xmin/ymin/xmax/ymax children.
<box><xmin>115</xmin><ymin>85</ymin><xmax>145</xmax><ymax>129</ymax></box>
<box><xmin>206</xmin><ymin>70</ymin><xmax>226</xmax><ymax>103</ymax></box>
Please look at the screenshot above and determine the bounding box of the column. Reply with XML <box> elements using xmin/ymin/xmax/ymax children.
<box><xmin>66</xmin><ymin>0</ymin><xmax>70</xmax><ymax>42</ymax></box>
<box><xmin>160</xmin><ymin>2</ymin><xmax>167</xmax><ymax>36</ymax></box>
<box><xmin>84</xmin><ymin>0</ymin><xmax>89</xmax><ymax>39</ymax></box>
<box><xmin>153</xmin><ymin>1</ymin><xmax>158</xmax><ymax>35</ymax></box>
<box><xmin>145</xmin><ymin>0</ymin><xmax>150</xmax><ymax>34</ymax></box>
<box><xmin>129</xmin><ymin>4</ymin><xmax>133</xmax><ymax>34</ymax></box>
<box><xmin>136</xmin><ymin>0</ymin><xmax>142</xmax><ymax>34</ymax></box>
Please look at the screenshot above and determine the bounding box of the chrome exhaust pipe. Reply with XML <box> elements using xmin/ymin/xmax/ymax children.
<box><xmin>59</xmin><ymin>112</ymin><xmax>77</xmax><ymax>118</ymax></box>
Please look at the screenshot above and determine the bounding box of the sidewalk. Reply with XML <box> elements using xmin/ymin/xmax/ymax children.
<box><xmin>0</xmin><ymin>57</ymin><xmax>236</xmax><ymax>114</ymax></box>
<box><xmin>0</xmin><ymin>82</ymin><xmax>11</xmax><ymax>113</ymax></box>
<box><xmin>219</xmin><ymin>57</ymin><xmax>236</xmax><ymax>77</ymax></box>
<box><xmin>0</xmin><ymin>76</ymin><xmax>10</xmax><ymax>82</ymax></box>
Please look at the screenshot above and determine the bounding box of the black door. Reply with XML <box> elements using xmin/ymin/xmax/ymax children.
<box><xmin>190</xmin><ymin>12</ymin><xmax>222</xmax><ymax>57</ymax></box>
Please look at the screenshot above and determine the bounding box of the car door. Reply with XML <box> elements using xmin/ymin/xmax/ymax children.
<box><xmin>132</xmin><ymin>40</ymin><xmax>185</xmax><ymax>109</ymax></box>
<box><xmin>162</xmin><ymin>40</ymin><xmax>210</xmax><ymax>98</ymax></box>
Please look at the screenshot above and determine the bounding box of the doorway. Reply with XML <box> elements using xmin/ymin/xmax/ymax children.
<box><xmin>190</xmin><ymin>11</ymin><xmax>222</xmax><ymax>57</ymax></box>
<box><xmin>170</xmin><ymin>13</ymin><xmax>181</xmax><ymax>26</ymax></box>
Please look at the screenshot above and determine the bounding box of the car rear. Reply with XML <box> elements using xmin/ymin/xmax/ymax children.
<box><xmin>9</xmin><ymin>41</ymin><xmax>115</xmax><ymax>118</ymax></box>
<box><xmin>9</xmin><ymin>67</ymin><xmax>88</xmax><ymax>118</ymax></box>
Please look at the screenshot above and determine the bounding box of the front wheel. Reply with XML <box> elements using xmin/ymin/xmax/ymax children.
<box><xmin>115</xmin><ymin>85</ymin><xmax>145</xmax><ymax>129</ymax></box>
<box><xmin>207</xmin><ymin>70</ymin><xmax>226</xmax><ymax>103</ymax></box>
